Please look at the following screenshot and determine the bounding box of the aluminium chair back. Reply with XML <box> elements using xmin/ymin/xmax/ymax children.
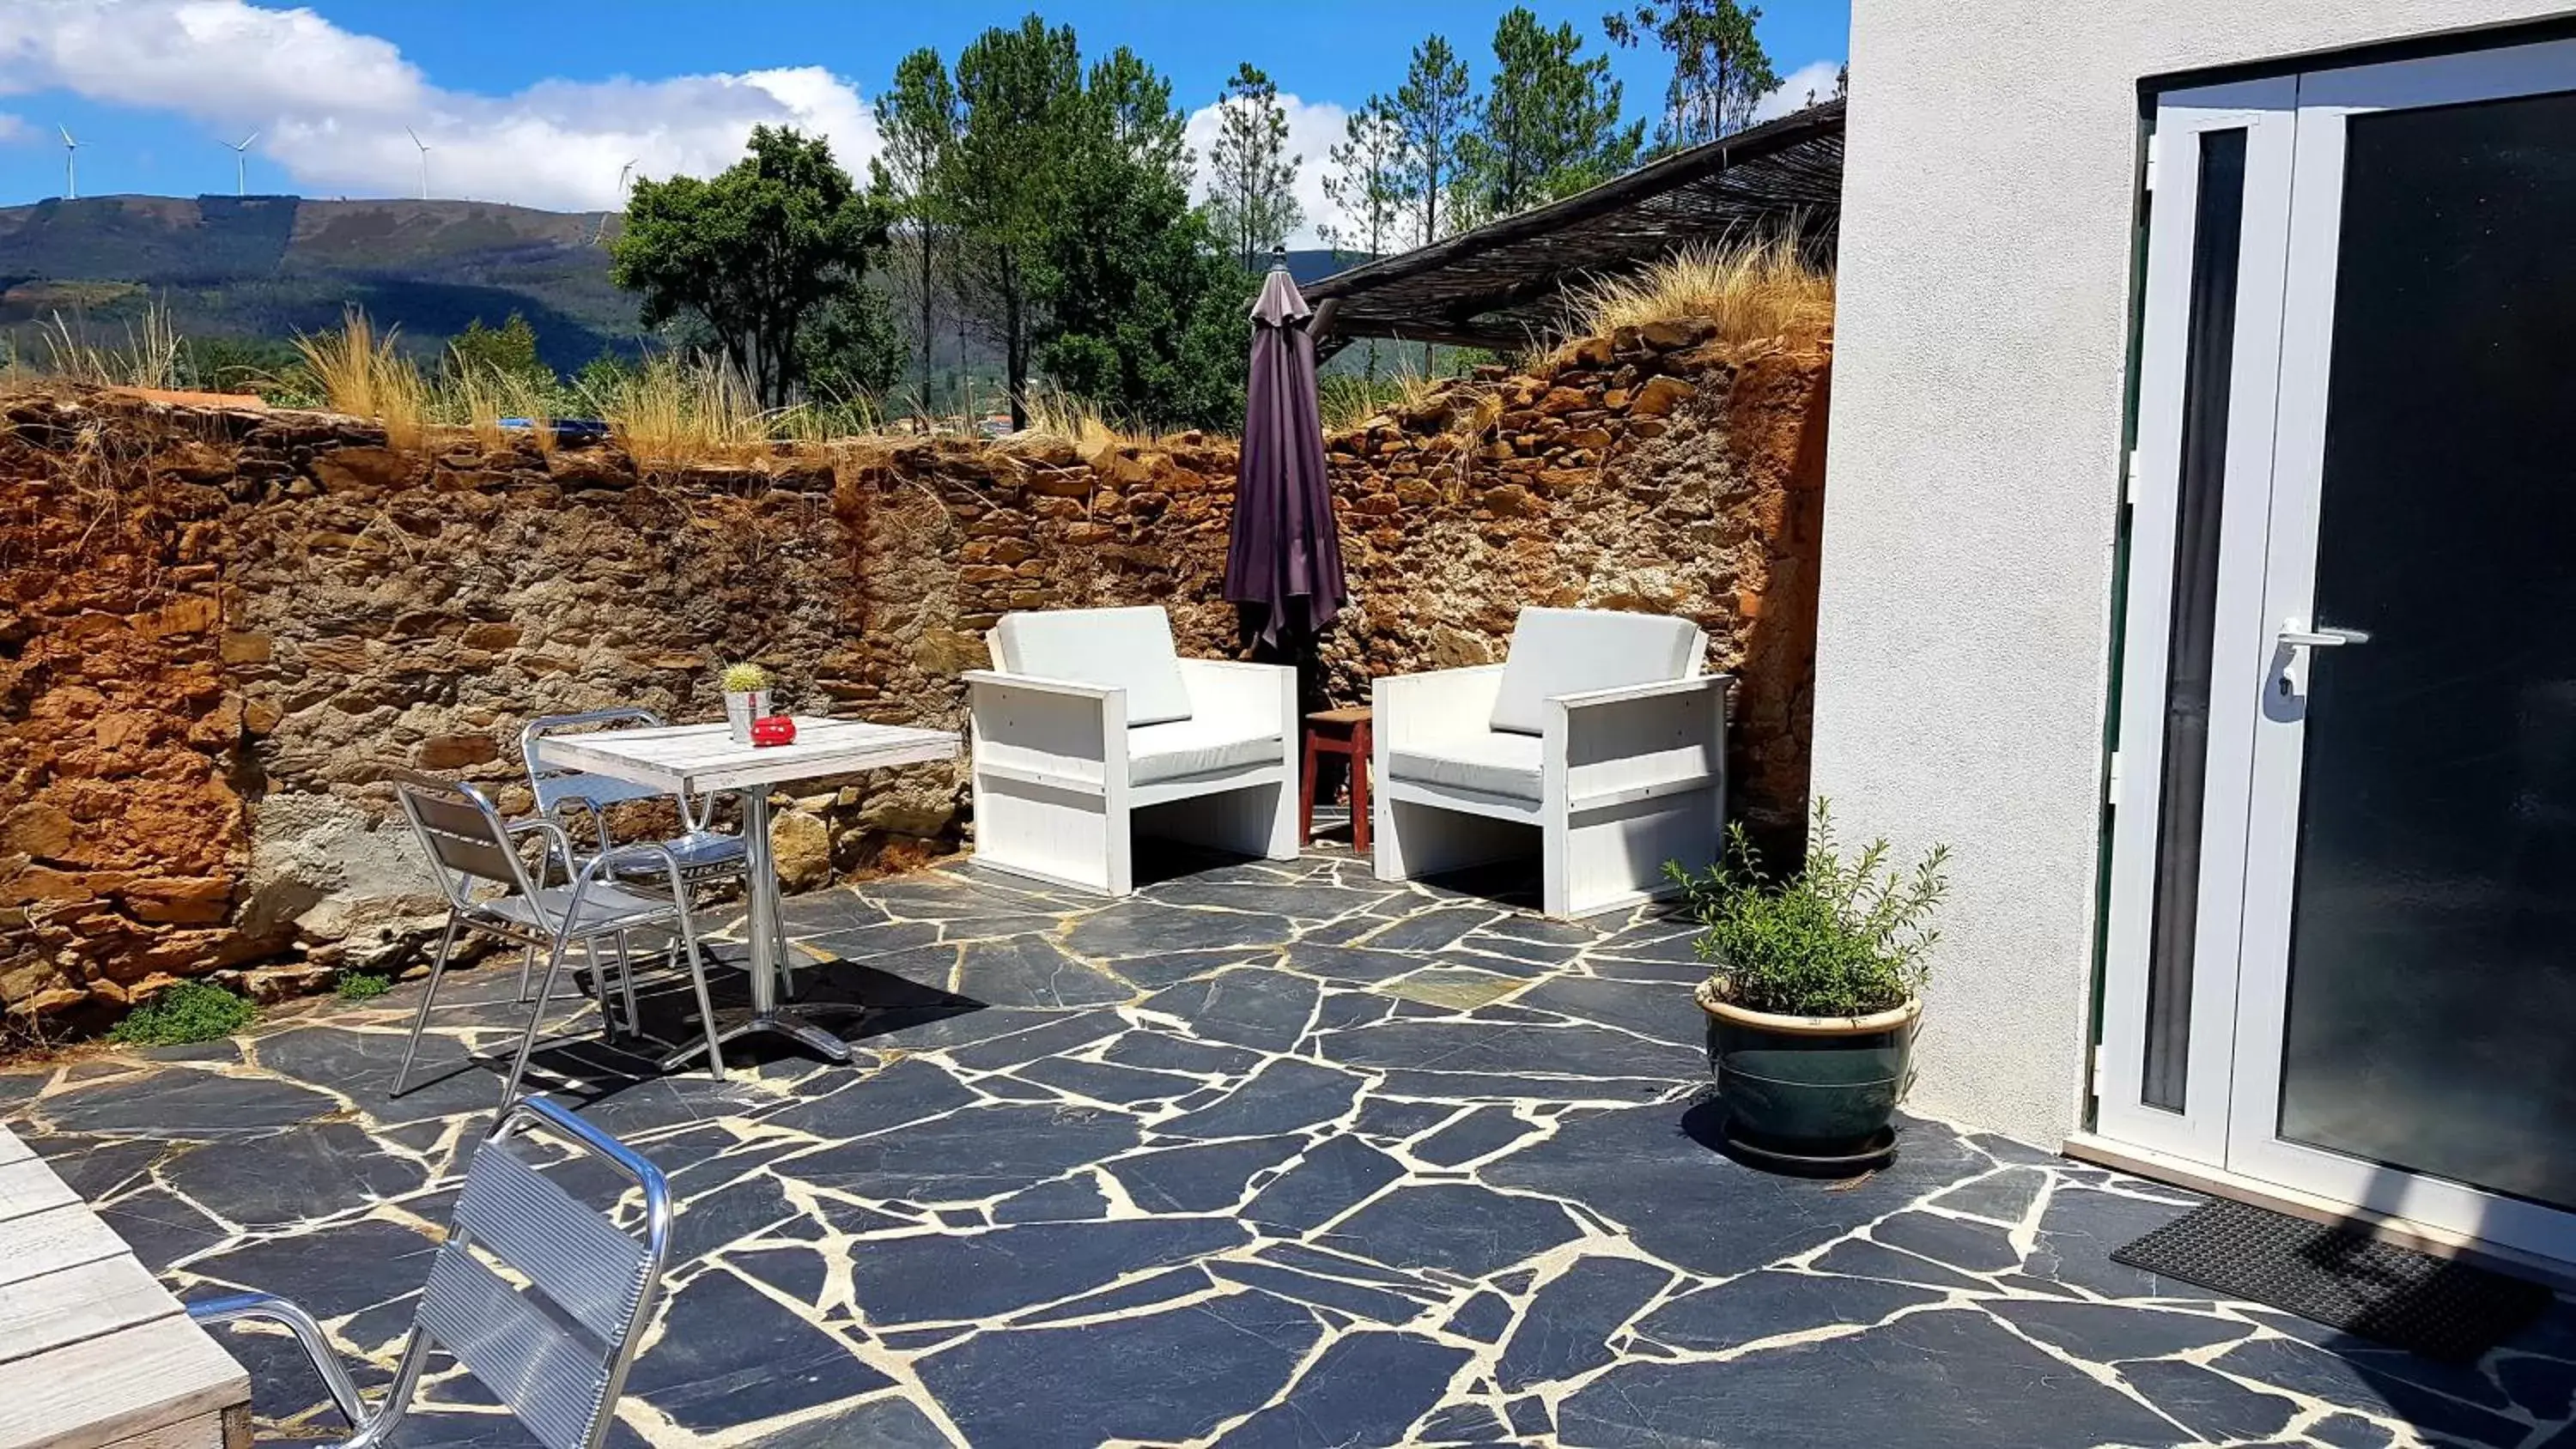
<box><xmin>397</xmin><ymin>776</ymin><xmax>550</xmax><ymax>915</ymax></box>
<box><xmin>186</xmin><ymin>1097</ymin><xmax>671</xmax><ymax>1449</ymax></box>
<box><xmin>522</xmin><ymin>707</ymin><xmax>702</xmax><ymax>831</ymax></box>
<box><xmin>406</xmin><ymin>1095</ymin><xmax>672</xmax><ymax>1449</ymax></box>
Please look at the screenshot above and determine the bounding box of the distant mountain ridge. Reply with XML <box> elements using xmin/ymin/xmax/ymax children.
<box><xmin>0</xmin><ymin>195</ymin><xmax>637</xmax><ymax>372</ymax></box>
<box><xmin>0</xmin><ymin>193</ymin><xmax>1363</xmax><ymax>375</ymax></box>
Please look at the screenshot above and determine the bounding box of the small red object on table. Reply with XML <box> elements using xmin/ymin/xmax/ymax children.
<box><xmin>750</xmin><ymin>713</ymin><xmax>799</xmax><ymax>747</ymax></box>
<box><xmin>1299</xmin><ymin>706</ymin><xmax>1373</xmax><ymax>853</ymax></box>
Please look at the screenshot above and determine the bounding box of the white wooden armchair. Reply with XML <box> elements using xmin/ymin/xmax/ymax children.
<box><xmin>963</xmin><ymin>606</ymin><xmax>1299</xmax><ymax>895</ymax></box>
<box><xmin>1373</xmin><ymin>608</ymin><xmax>1730</xmax><ymax>918</ymax></box>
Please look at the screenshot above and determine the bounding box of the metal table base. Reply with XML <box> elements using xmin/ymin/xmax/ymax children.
<box><xmin>657</xmin><ymin>789</ymin><xmax>854</xmax><ymax>1068</ymax></box>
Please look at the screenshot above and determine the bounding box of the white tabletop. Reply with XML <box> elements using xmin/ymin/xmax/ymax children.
<box><xmin>535</xmin><ymin>716</ymin><xmax>959</xmax><ymax>794</ymax></box>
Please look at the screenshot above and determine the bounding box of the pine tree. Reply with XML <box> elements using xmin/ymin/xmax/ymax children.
<box><xmin>872</xmin><ymin>47</ymin><xmax>959</xmax><ymax>415</ymax></box>
<box><xmin>947</xmin><ymin>15</ymin><xmax>1085</xmax><ymax>429</ymax></box>
<box><xmin>1206</xmin><ymin>63</ymin><xmax>1303</xmax><ymax>273</ymax></box>
<box><xmin>1321</xmin><ymin>95</ymin><xmax>1404</xmax><ymax>263</ymax></box>
<box><xmin>1602</xmin><ymin>0</ymin><xmax>1778</xmax><ymax>149</ymax></box>
<box><xmin>1391</xmin><ymin>35</ymin><xmax>1473</xmax><ymax>252</ymax></box>
<box><xmin>1458</xmin><ymin>7</ymin><xmax>1642</xmax><ymax>221</ymax></box>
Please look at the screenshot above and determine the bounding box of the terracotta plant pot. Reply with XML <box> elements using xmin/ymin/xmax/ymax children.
<box><xmin>1695</xmin><ymin>978</ymin><xmax>1921</xmax><ymax>1160</ymax></box>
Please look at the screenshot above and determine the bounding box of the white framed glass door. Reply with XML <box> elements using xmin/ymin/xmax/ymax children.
<box><xmin>2096</xmin><ymin>78</ymin><xmax>2296</xmax><ymax>1164</ymax></box>
<box><xmin>2106</xmin><ymin>37</ymin><xmax>2576</xmax><ymax>1262</ymax></box>
<box><xmin>2227</xmin><ymin>38</ymin><xmax>2576</xmax><ymax>1258</ymax></box>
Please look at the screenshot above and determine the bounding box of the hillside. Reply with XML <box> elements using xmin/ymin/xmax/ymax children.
<box><xmin>0</xmin><ymin>194</ymin><xmax>1364</xmax><ymax>379</ymax></box>
<box><xmin>0</xmin><ymin>195</ymin><xmax>637</xmax><ymax>373</ymax></box>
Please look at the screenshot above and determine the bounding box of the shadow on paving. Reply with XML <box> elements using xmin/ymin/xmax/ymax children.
<box><xmin>3</xmin><ymin>847</ymin><xmax>2572</xmax><ymax>1449</ymax></box>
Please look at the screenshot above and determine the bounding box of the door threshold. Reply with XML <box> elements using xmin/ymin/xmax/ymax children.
<box><xmin>2062</xmin><ymin>1131</ymin><xmax>2576</xmax><ymax>1294</ymax></box>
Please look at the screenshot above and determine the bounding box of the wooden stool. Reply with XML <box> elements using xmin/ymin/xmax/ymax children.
<box><xmin>1300</xmin><ymin>706</ymin><xmax>1374</xmax><ymax>853</ymax></box>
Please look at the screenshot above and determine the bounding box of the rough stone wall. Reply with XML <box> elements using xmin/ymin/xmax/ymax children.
<box><xmin>1</xmin><ymin>323</ymin><xmax>1826</xmax><ymax>1025</ymax></box>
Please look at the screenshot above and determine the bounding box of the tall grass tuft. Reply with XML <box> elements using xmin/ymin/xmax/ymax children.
<box><xmin>585</xmin><ymin>353</ymin><xmax>770</xmax><ymax>467</ymax></box>
<box><xmin>1017</xmin><ymin>384</ymin><xmax>1140</xmax><ymax>458</ymax></box>
<box><xmin>38</xmin><ymin>299</ymin><xmax>182</xmax><ymax>390</ymax></box>
<box><xmin>1564</xmin><ymin>234</ymin><xmax>1833</xmax><ymax>350</ymax></box>
<box><xmin>295</xmin><ymin>307</ymin><xmax>428</xmax><ymax>449</ymax></box>
<box><xmin>446</xmin><ymin>361</ymin><xmax>508</xmax><ymax>452</ymax></box>
<box><xmin>495</xmin><ymin>368</ymin><xmax>561</xmax><ymax>456</ymax></box>
<box><xmin>1317</xmin><ymin>367</ymin><xmax>1453</xmax><ymax>433</ymax></box>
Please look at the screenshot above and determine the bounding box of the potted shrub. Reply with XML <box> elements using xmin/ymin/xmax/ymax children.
<box><xmin>720</xmin><ymin>663</ymin><xmax>772</xmax><ymax>745</ymax></box>
<box><xmin>1668</xmin><ymin>799</ymin><xmax>1950</xmax><ymax>1170</ymax></box>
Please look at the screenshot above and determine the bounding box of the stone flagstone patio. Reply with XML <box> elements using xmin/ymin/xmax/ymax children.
<box><xmin>4</xmin><ymin>849</ymin><xmax>2573</xmax><ymax>1449</ymax></box>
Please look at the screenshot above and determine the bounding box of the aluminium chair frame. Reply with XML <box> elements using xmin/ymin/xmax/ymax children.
<box><xmin>393</xmin><ymin>778</ymin><xmax>726</xmax><ymax>1118</ymax></box>
<box><xmin>188</xmin><ymin>1095</ymin><xmax>672</xmax><ymax>1449</ymax></box>
<box><xmin>519</xmin><ymin>707</ymin><xmax>762</xmax><ymax>997</ymax></box>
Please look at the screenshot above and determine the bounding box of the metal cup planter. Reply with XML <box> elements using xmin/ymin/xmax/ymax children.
<box><xmin>1697</xmin><ymin>977</ymin><xmax>1918</xmax><ymax>1173</ymax></box>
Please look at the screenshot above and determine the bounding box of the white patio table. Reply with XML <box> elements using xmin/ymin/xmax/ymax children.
<box><xmin>534</xmin><ymin>715</ymin><xmax>958</xmax><ymax>1064</ymax></box>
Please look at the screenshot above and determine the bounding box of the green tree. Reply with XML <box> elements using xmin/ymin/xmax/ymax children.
<box><xmin>1391</xmin><ymin>35</ymin><xmax>1474</xmax><ymax>252</ymax></box>
<box><xmin>1603</xmin><ymin>0</ymin><xmax>1778</xmax><ymax>148</ymax></box>
<box><xmin>1458</xmin><ymin>9</ymin><xmax>1642</xmax><ymax>221</ymax></box>
<box><xmin>1205</xmin><ymin>63</ymin><xmax>1303</xmax><ymax>273</ymax></box>
<box><xmin>445</xmin><ymin>312</ymin><xmax>550</xmax><ymax>383</ymax></box>
<box><xmin>872</xmin><ymin>48</ymin><xmax>962</xmax><ymax>415</ymax></box>
<box><xmin>1390</xmin><ymin>35</ymin><xmax>1474</xmax><ymax>370</ymax></box>
<box><xmin>610</xmin><ymin>124</ymin><xmax>892</xmax><ymax>407</ymax></box>
<box><xmin>948</xmin><ymin>15</ymin><xmax>1086</xmax><ymax>430</ymax></box>
<box><xmin>796</xmin><ymin>289</ymin><xmax>906</xmax><ymax>403</ymax></box>
<box><xmin>1321</xmin><ymin>96</ymin><xmax>1405</xmax><ymax>264</ymax></box>
<box><xmin>1036</xmin><ymin>45</ymin><xmax>1249</xmax><ymax>431</ymax></box>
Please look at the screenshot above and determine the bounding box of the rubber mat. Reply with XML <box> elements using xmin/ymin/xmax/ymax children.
<box><xmin>2111</xmin><ymin>1197</ymin><xmax>2554</xmax><ymax>1363</ymax></box>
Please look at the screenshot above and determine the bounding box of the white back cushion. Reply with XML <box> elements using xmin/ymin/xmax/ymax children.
<box><xmin>991</xmin><ymin>606</ymin><xmax>1194</xmax><ymax>725</ymax></box>
<box><xmin>1489</xmin><ymin>608</ymin><xmax>1704</xmax><ymax>735</ymax></box>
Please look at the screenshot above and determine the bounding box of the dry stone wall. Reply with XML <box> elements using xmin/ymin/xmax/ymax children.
<box><xmin>1</xmin><ymin>322</ymin><xmax>1827</xmax><ymax>1026</ymax></box>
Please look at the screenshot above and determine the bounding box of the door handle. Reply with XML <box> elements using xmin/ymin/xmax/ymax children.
<box><xmin>2279</xmin><ymin>621</ymin><xmax>2371</xmax><ymax>649</ymax></box>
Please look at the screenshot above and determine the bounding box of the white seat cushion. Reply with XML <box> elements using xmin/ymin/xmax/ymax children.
<box><xmin>991</xmin><ymin>606</ymin><xmax>1194</xmax><ymax>725</ymax></box>
<box><xmin>1387</xmin><ymin>730</ymin><xmax>1546</xmax><ymax>802</ymax></box>
<box><xmin>1489</xmin><ymin>608</ymin><xmax>1704</xmax><ymax>736</ymax></box>
<box><xmin>1127</xmin><ymin>718</ymin><xmax>1284</xmax><ymax>785</ymax></box>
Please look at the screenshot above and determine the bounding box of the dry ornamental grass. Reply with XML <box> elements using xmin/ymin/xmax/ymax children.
<box><xmin>1564</xmin><ymin>235</ymin><xmax>1833</xmax><ymax>351</ymax></box>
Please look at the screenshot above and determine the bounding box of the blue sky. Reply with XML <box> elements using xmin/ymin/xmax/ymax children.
<box><xmin>0</xmin><ymin>1</ymin><xmax>1850</xmax><ymax>240</ymax></box>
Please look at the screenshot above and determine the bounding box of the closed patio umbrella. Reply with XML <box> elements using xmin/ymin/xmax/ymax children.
<box><xmin>1225</xmin><ymin>252</ymin><xmax>1346</xmax><ymax>648</ymax></box>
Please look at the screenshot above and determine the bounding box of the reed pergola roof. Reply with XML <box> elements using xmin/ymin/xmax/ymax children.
<box><xmin>1306</xmin><ymin>100</ymin><xmax>1844</xmax><ymax>358</ymax></box>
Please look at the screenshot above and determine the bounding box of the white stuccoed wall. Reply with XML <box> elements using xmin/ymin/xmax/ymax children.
<box><xmin>1818</xmin><ymin>0</ymin><xmax>2571</xmax><ymax>1146</ymax></box>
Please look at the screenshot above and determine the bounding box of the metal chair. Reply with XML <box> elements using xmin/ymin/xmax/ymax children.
<box><xmin>190</xmin><ymin>1096</ymin><xmax>671</xmax><ymax>1449</ymax></box>
<box><xmin>521</xmin><ymin>707</ymin><xmax>764</xmax><ymax>997</ymax></box>
<box><xmin>521</xmin><ymin>708</ymin><xmax>749</xmax><ymax>891</ymax></box>
<box><xmin>392</xmin><ymin>777</ymin><xmax>726</xmax><ymax>1112</ymax></box>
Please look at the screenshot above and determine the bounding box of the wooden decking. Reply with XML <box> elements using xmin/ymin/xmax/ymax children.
<box><xmin>0</xmin><ymin>1125</ymin><xmax>249</xmax><ymax>1449</ymax></box>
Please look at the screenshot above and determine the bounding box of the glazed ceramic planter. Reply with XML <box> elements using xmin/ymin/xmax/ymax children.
<box><xmin>1695</xmin><ymin>978</ymin><xmax>1921</xmax><ymax>1156</ymax></box>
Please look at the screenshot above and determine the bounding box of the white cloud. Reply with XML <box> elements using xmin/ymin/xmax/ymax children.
<box><xmin>1183</xmin><ymin>89</ymin><xmax>1348</xmax><ymax>251</ymax></box>
<box><xmin>0</xmin><ymin>1</ymin><xmax>879</xmax><ymax>208</ymax></box>
<box><xmin>1751</xmin><ymin>59</ymin><xmax>1844</xmax><ymax>125</ymax></box>
<box><xmin>0</xmin><ymin>112</ymin><xmax>32</xmax><ymax>145</ymax></box>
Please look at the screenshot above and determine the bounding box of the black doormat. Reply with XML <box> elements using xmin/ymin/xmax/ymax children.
<box><xmin>2111</xmin><ymin>1198</ymin><xmax>2555</xmax><ymax>1363</ymax></box>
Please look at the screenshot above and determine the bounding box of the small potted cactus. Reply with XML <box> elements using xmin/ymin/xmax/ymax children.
<box><xmin>720</xmin><ymin>662</ymin><xmax>772</xmax><ymax>745</ymax></box>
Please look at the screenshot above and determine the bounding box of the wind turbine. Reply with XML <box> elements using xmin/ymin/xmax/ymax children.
<box><xmin>404</xmin><ymin>125</ymin><xmax>430</xmax><ymax>200</ymax></box>
<box><xmin>226</xmin><ymin>130</ymin><xmax>258</xmax><ymax>196</ymax></box>
<box><xmin>594</xmin><ymin>158</ymin><xmax>638</xmax><ymax>245</ymax></box>
<box><xmin>58</xmin><ymin>127</ymin><xmax>77</xmax><ymax>200</ymax></box>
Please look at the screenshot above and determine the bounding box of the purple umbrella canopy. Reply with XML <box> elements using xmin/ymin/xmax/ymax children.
<box><xmin>1224</xmin><ymin>261</ymin><xmax>1347</xmax><ymax>647</ymax></box>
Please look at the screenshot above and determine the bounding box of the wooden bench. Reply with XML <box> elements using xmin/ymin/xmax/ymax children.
<box><xmin>0</xmin><ymin>1124</ymin><xmax>250</xmax><ymax>1449</ymax></box>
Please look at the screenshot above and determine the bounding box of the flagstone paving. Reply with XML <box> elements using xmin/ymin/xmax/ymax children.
<box><xmin>6</xmin><ymin>849</ymin><xmax>2573</xmax><ymax>1449</ymax></box>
